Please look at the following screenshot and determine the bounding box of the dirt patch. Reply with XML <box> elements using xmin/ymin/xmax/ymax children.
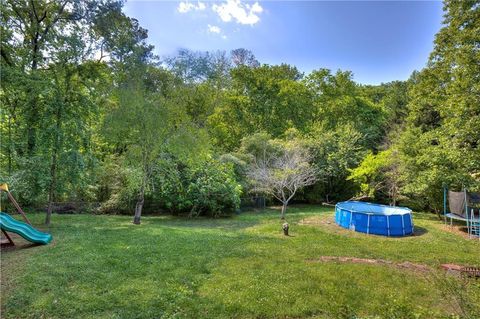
<box><xmin>298</xmin><ymin>215</ymin><xmax>360</xmax><ymax>237</ymax></box>
<box><xmin>306</xmin><ymin>256</ymin><xmax>432</xmax><ymax>274</ymax></box>
<box><xmin>439</xmin><ymin>224</ymin><xmax>477</xmax><ymax>240</ymax></box>
<box><xmin>298</xmin><ymin>216</ymin><xmax>341</xmax><ymax>234</ymax></box>
<box><xmin>441</xmin><ymin>264</ymin><xmax>480</xmax><ymax>278</ymax></box>
<box><xmin>307</xmin><ymin>256</ymin><xmax>480</xmax><ymax>279</ymax></box>
<box><xmin>299</xmin><ymin>215</ymin><xmax>332</xmax><ymax>226</ymax></box>
<box><xmin>299</xmin><ymin>215</ymin><xmax>426</xmax><ymax>238</ymax></box>
<box><xmin>306</xmin><ymin>256</ymin><xmax>432</xmax><ymax>273</ymax></box>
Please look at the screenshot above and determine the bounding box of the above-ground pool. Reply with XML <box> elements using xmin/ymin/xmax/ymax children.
<box><xmin>335</xmin><ymin>201</ymin><xmax>414</xmax><ymax>237</ymax></box>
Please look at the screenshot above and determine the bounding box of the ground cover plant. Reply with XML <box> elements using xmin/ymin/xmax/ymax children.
<box><xmin>1</xmin><ymin>206</ymin><xmax>479</xmax><ymax>319</ymax></box>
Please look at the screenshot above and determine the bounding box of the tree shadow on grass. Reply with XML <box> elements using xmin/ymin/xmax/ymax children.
<box><xmin>142</xmin><ymin>216</ymin><xmax>261</xmax><ymax>231</ymax></box>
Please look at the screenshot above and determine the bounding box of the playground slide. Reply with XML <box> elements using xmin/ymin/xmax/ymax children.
<box><xmin>0</xmin><ymin>212</ymin><xmax>52</xmax><ymax>245</ymax></box>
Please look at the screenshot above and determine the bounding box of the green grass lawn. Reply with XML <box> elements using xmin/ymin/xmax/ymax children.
<box><xmin>1</xmin><ymin>206</ymin><xmax>479</xmax><ymax>319</ymax></box>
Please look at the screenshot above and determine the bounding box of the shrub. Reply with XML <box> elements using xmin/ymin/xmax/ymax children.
<box><xmin>152</xmin><ymin>157</ymin><xmax>241</xmax><ymax>217</ymax></box>
<box><xmin>95</xmin><ymin>156</ymin><xmax>138</xmax><ymax>214</ymax></box>
<box><xmin>186</xmin><ymin>160</ymin><xmax>242</xmax><ymax>217</ymax></box>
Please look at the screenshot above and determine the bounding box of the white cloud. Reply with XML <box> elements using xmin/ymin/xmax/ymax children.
<box><xmin>207</xmin><ymin>24</ymin><xmax>227</xmax><ymax>40</ymax></box>
<box><xmin>207</xmin><ymin>24</ymin><xmax>221</xmax><ymax>34</ymax></box>
<box><xmin>177</xmin><ymin>1</ymin><xmax>206</xmax><ymax>14</ymax></box>
<box><xmin>197</xmin><ymin>2</ymin><xmax>206</xmax><ymax>10</ymax></box>
<box><xmin>212</xmin><ymin>0</ymin><xmax>263</xmax><ymax>25</ymax></box>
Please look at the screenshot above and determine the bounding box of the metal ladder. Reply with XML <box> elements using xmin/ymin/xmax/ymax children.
<box><xmin>468</xmin><ymin>208</ymin><xmax>480</xmax><ymax>240</ymax></box>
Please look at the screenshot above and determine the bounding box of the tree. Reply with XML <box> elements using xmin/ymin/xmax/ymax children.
<box><xmin>306</xmin><ymin>124</ymin><xmax>365</xmax><ymax>203</ymax></box>
<box><xmin>398</xmin><ymin>0</ymin><xmax>480</xmax><ymax>212</ymax></box>
<box><xmin>208</xmin><ymin>64</ymin><xmax>313</xmax><ymax>150</ymax></box>
<box><xmin>0</xmin><ymin>0</ymin><xmax>120</xmax><ymax>155</ymax></box>
<box><xmin>43</xmin><ymin>61</ymin><xmax>110</xmax><ymax>225</ymax></box>
<box><xmin>0</xmin><ymin>0</ymin><xmax>146</xmax><ymax>224</ymax></box>
<box><xmin>246</xmin><ymin>139</ymin><xmax>318</xmax><ymax>219</ymax></box>
<box><xmin>230</xmin><ymin>48</ymin><xmax>259</xmax><ymax>67</ymax></box>
<box><xmin>348</xmin><ymin>149</ymin><xmax>402</xmax><ymax>205</ymax></box>
<box><xmin>305</xmin><ymin>69</ymin><xmax>385</xmax><ymax>149</ymax></box>
<box><xmin>105</xmin><ymin>65</ymin><xmax>188</xmax><ymax>224</ymax></box>
<box><xmin>164</xmin><ymin>49</ymin><xmax>232</xmax><ymax>87</ymax></box>
<box><xmin>360</xmin><ymin>80</ymin><xmax>410</xmax><ymax>132</ymax></box>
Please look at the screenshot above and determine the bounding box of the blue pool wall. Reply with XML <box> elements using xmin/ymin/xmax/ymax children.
<box><xmin>335</xmin><ymin>201</ymin><xmax>414</xmax><ymax>237</ymax></box>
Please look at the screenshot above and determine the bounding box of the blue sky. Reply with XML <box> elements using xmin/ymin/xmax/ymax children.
<box><xmin>123</xmin><ymin>0</ymin><xmax>444</xmax><ymax>85</ymax></box>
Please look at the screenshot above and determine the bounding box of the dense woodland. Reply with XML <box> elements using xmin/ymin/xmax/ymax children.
<box><xmin>1</xmin><ymin>0</ymin><xmax>479</xmax><ymax>224</ymax></box>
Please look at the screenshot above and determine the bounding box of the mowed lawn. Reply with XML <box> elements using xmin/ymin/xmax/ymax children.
<box><xmin>1</xmin><ymin>206</ymin><xmax>479</xmax><ymax>319</ymax></box>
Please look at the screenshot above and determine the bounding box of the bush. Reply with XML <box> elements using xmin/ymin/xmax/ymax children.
<box><xmin>152</xmin><ymin>158</ymin><xmax>189</xmax><ymax>213</ymax></box>
<box><xmin>95</xmin><ymin>156</ymin><xmax>138</xmax><ymax>214</ymax></box>
<box><xmin>186</xmin><ymin>160</ymin><xmax>242</xmax><ymax>217</ymax></box>
<box><xmin>152</xmin><ymin>157</ymin><xmax>241</xmax><ymax>217</ymax></box>
<box><xmin>93</xmin><ymin>154</ymin><xmax>241</xmax><ymax>217</ymax></box>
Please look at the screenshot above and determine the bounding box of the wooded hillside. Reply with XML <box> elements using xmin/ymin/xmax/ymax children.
<box><xmin>1</xmin><ymin>0</ymin><xmax>479</xmax><ymax>223</ymax></box>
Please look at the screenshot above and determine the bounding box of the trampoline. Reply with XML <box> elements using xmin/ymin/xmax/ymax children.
<box><xmin>335</xmin><ymin>201</ymin><xmax>414</xmax><ymax>237</ymax></box>
<box><xmin>444</xmin><ymin>188</ymin><xmax>480</xmax><ymax>239</ymax></box>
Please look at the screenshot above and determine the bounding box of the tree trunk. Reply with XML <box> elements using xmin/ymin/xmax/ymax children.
<box><xmin>27</xmin><ymin>38</ymin><xmax>40</xmax><ymax>155</ymax></box>
<box><xmin>45</xmin><ymin>150</ymin><xmax>58</xmax><ymax>225</ymax></box>
<box><xmin>45</xmin><ymin>161</ymin><xmax>56</xmax><ymax>226</ymax></box>
<box><xmin>7</xmin><ymin>116</ymin><xmax>12</xmax><ymax>175</ymax></box>
<box><xmin>326</xmin><ymin>176</ymin><xmax>332</xmax><ymax>203</ymax></box>
<box><xmin>133</xmin><ymin>184</ymin><xmax>145</xmax><ymax>225</ymax></box>
<box><xmin>45</xmin><ymin>103</ymin><xmax>62</xmax><ymax>225</ymax></box>
<box><xmin>45</xmin><ymin>201</ymin><xmax>53</xmax><ymax>226</ymax></box>
<box><xmin>281</xmin><ymin>202</ymin><xmax>287</xmax><ymax>219</ymax></box>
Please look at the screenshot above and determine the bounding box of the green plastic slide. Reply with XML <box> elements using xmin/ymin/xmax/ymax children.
<box><xmin>0</xmin><ymin>212</ymin><xmax>52</xmax><ymax>245</ymax></box>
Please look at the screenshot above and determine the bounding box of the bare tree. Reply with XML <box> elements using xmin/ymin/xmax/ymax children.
<box><xmin>230</xmin><ymin>48</ymin><xmax>260</xmax><ymax>67</ymax></box>
<box><xmin>247</xmin><ymin>143</ymin><xmax>318</xmax><ymax>219</ymax></box>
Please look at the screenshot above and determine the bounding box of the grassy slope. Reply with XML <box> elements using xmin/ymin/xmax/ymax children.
<box><xmin>1</xmin><ymin>206</ymin><xmax>479</xmax><ymax>319</ymax></box>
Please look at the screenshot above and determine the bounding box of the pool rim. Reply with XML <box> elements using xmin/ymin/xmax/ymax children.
<box><xmin>335</xmin><ymin>200</ymin><xmax>413</xmax><ymax>216</ymax></box>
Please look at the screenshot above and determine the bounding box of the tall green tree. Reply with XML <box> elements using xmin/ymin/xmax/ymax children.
<box><xmin>399</xmin><ymin>0</ymin><xmax>480</xmax><ymax>212</ymax></box>
<box><xmin>361</xmin><ymin>80</ymin><xmax>410</xmax><ymax>132</ymax></box>
<box><xmin>305</xmin><ymin>69</ymin><xmax>385</xmax><ymax>149</ymax></box>
<box><xmin>208</xmin><ymin>64</ymin><xmax>313</xmax><ymax>150</ymax></box>
<box><xmin>105</xmin><ymin>65</ymin><xmax>180</xmax><ymax>224</ymax></box>
<box><xmin>0</xmin><ymin>0</ymin><xmax>147</xmax><ymax>224</ymax></box>
<box><xmin>348</xmin><ymin>149</ymin><xmax>403</xmax><ymax>205</ymax></box>
<box><xmin>1</xmin><ymin>0</ymin><xmax>117</xmax><ymax>155</ymax></box>
<box><xmin>306</xmin><ymin>125</ymin><xmax>366</xmax><ymax>202</ymax></box>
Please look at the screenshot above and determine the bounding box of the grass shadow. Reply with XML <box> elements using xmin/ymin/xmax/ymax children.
<box><xmin>413</xmin><ymin>226</ymin><xmax>429</xmax><ymax>237</ymax></box>
<box><xmin>1</xmin><ymin>242</ymin><xmax>42</xmax><ymax>252</ymax></box>
<box><xmin>0</xmin><ymin>232</ymin><xmax>46</xmax><ymax>251</ymax></box>
<box><xmin>142</xmin><ymin>215</ymin><xmax>261</xmax><ymax>231</ymax></box>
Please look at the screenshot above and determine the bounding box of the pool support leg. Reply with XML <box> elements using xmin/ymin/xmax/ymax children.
<box><xmin>367</xmin><ymin>214</ymin><xmax>370</xmax><ymax>235</ymax></box>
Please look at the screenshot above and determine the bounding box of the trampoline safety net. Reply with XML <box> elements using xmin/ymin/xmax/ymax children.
<box><xmin>448</xmin><ymin>190</ymin><xmax>480</xmax><ymax>218</ymax></box>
